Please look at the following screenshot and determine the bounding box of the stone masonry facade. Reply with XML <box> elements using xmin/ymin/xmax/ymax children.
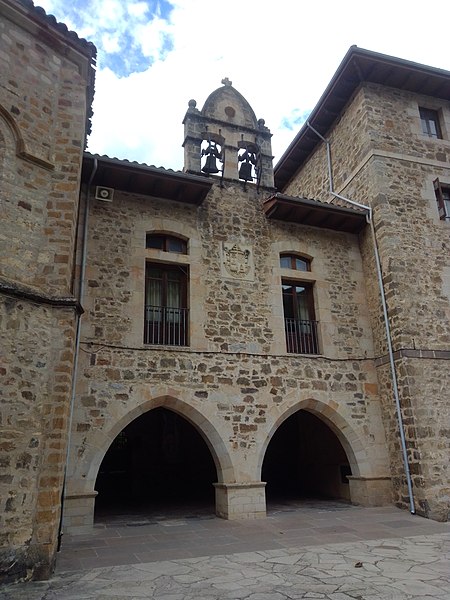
<box><xmin>63</xmin><ymin>179</ymin><xmax>390</xmax><ymax>531</ymax></box>
<box><xmin>284</xmin><ymin>81</ymin><xmax>450</xmax><ymax>520</ymax></box>
<box><xmin>0</xmin><ymin>0</ymin><xmax>95</xmax><ymax>582</ymax></box>
<box><xmin>1</xmin><ymin>4</ymin><xmax>449</xmax><ymax>585</ymax></box>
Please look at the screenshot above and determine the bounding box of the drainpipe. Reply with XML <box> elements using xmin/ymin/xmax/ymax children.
<box><xmin>305</xmin><ymin>122</ymin><xmax>415</xmax><ymax>514</ymax></box>
<box><xmin>58</xmin><ymin>158</ymin><xmax>98</xmax><ymax>550</ymax></box>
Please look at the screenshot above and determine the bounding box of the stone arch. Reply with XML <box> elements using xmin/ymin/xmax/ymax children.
<box><xmin>145</xmin><ymin>230</ymin><xmax>189</xmax><ymax>245</ymax></box>
<box><xmin>139</xmin><ymin>217</ymin><xmax>201</xmax><ymax>256</ymax></box>
<box><xmin>84</xmin><ymin>394</ymin><xmax>235</xmax><ymax>495</ymax></box>
<box><xmin>0</xmin><ymin>106</ymin><xmax>19</xmax><ymax>179</ymax></box>
<box><xmin>0</xmin><ymin>104</ymin><xmax>53</xmax><ymax>168</ymax></box>
<box><xmin>0</xmin><ymin>104</ymin><xmax>24</xmax><ymax>154</ymax></box>
<box><xmin>0</xmin><ymin>123</ymin><xmax>6</xmax><ymax>174</ymax></box>
<box><xmin>271</xmin><ymin>240</ymin><xmax>318</xmax><ymax>270</ymax></box>
<box><xmin>273</xmin><ymin>240</ymin><xmax>314</xmax><ymax>254</ymax></box>
<box><xmin>257</xmin><ymin>397</ymin><xmax>370</xmax><ymax>481</ymax></box>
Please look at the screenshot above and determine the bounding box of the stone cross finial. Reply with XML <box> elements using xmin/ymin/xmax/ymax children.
<box><xmin>221</xmin><ymin>77</ymin><xmax>232</xmax><ymax>87</ymax></box>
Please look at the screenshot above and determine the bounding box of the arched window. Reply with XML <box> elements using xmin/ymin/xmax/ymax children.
<box><xmin>146</xmin><ymin>233</ymin><xmax>187</xmax><ymax>254</ymax></box>
<box><xmin>200</xmin><ymin>133</ymin><xmax>224</xmax><ymax>176</ymax></box>
<box><xmin>144</xmin><ymin>233</ymin><xmax>189</xmax><ymax>346</ymax></box>
<box><xmin>279</xmin><ymin>253</ymin><xmax>318</xmax><ymax>354</ymax></box>
<box><xmin>280</xmin><ymin>253</ymin><xmax>311</xmax><ymax>271</ymax></box>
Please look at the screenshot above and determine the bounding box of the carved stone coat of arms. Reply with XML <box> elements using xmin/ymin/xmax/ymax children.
<box><xmin>221</xmin><ymin>242</ymin><xmax>254</xmax><ymax>281</ymax></box>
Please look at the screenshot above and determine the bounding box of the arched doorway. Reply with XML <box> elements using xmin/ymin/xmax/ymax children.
<box><xmin>262</xmin><ymin>410</ymin><xmax>352</xmax><ymax>505</ymax></box>
<box><xmin>94</xmin><ymin>407</ymin><xmax>217</xmax><ymax>519</ymax></box>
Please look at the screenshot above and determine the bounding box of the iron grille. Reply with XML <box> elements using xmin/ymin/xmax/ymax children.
<box><xmin>285</xmin><ymin>318</ymin><xmax>319</xmax><ymax>354</ymax></box>
<box><xmin>144</xmin><ymin>306</ymin><xmax>189</xmax><ymax>346</ymax></box>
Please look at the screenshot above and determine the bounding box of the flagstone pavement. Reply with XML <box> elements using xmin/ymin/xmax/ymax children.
<box><xmin>3</xmin><ymin>503</ymin><xmax>450</xmax><ymax>599</ymax></box>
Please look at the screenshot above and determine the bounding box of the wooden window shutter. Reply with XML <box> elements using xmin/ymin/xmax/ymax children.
<box><xmin>433</xmin><ymin>178</ymin><xmax>446</xmax><ymax>220</ymax></box>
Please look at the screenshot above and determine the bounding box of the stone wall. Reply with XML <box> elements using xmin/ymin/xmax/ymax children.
<box><xmin>65</xmin><ymin>346</ymin><xmax>391</xmax><ymax>529</ymax></box>
<box><xmin>284</xmin><ymin>87</ymin><xmax>372</xmax><ymax>201</ymax></box>
<box><xmin>283</xmin><ymin>82</ymin><xmax>450</xmax><ymax>520</ymax></box>
<box><xmin>79</xmin><ymin>181</ymin><xmax>375</xmax><ymax>358</ymax></box>
<box><xmin>0</xmin><ymin>299</ymin><xmax>76</xmax><ymax>580</ymax></box>
<box><xmin>63</xmin><ymin>177</ymin><xmax>391</xmax><ymax>531</ymax></box>
<box><xmin>0</xmin><ymin>3</ymin><xmax>91</xmax><ymax>294</ymax></box>
<box><xmin>0</xmin><ymin>1</ymin><xmax>93</xmax><ymax>581</ymax></box>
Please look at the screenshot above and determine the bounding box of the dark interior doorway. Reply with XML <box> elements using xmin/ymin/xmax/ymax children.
<box><xmin>262</xmin><ymin>410</ymin><xmax>351</xmax><ymax>505</ymax></box>
<box><xmin>94</xmin><ymin>408</ymin><xmax>217</xmax><ymax>519</ymax></box>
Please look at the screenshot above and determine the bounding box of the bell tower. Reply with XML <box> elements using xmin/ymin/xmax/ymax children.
<box><xmin>182</xmin><ymin>78</ymin><xmax>274</xmax><ymax>188</ymax></box>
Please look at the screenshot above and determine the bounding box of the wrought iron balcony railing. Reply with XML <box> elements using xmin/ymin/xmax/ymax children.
<box><xmin>284</xmin><ymin>318</ymin><xmax>319</xmax><ymax>354</ymax></box>
<box><xmin>144</xmin><ymin>305</ymin><xmax>189</xmax><ymax>346</ymax></box>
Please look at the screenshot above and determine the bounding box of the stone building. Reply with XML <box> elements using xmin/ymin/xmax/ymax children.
<box><xmin>0</xmin><ymin>0</ymin><xmax>95</xmax><ymax>581</ymax></box>
<box><xmin>0</xmin><ymin>0</ymin><xmax>449</xmax><ymax>584</ymax></box>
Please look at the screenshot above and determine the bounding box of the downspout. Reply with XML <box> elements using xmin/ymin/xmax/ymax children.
<box><xmin>306</xmin><ymin>122</ymin><xmax>415</xmax><ymax>514</ymax></box>
<box><xmin>58</xmin><ymin>158</ymin><xmax>98</xmax><ymax>550</ymax></box>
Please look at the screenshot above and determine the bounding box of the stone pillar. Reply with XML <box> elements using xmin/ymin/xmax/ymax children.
<box><xmin>214</xmin><ymin>482</ymin><xmax>266</xmax><ymax>519</ymax></box>
<box><xmin>182</xmin><ymin>100</ymin><xmax>202</xmax><ymax>173</ymax></box>
<box><xmin>62</xmin><ymin>492</ymin><xmax>98</xmax><ymax>534</ymax></box>
<box><xmin>223</xmin><ymin>144</ymin><xmax>239</xmax><ymax>180</ymax></box>
<box><xmin>348</xmin><ymin>476</ymin><xmax>392</xmax><ymax>507</ymax></box>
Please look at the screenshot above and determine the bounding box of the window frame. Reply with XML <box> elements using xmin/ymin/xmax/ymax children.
<box><xmin>433</xmin><ymin>178</ymin><xmax>450</xmax><ymax>222</ymax></box>
<box><xmin>280</xmin><ymin>253</ymin><xmax>311</xmax><ymax>272</ymax></box>
<box><xmin>282</xmin><ymin>280</ymin><xmax>316</xmax><ymax>321</ymax></box>
<box><xmin>144</xmin><ymin>261</ymin><xmax>189</xmax><ymax>346</ymax></box>
<box><xmin>146</xmin><ymin>233</ymin><xmax>187</xmax><ymax>254</ymax></box>
<box><xmin>282</xmin><ymin>279</ymin><xmax>319</xmax><ymax>355</ymax></box>
<box><xmin>419</xmin><ymin>107</ymin><xmax>442</xmax><ymax>139</ymax></box>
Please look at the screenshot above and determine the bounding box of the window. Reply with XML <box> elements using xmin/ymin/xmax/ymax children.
<box><xmin>146</xmin><ymin>233</ymin><xmax>187</xmax><ymax>254</ymax></box>
<box><xmin>419</xmin><ymin>107</ymin><xmax>442</xmax><ymax>139</ymax></box>
<box><xmin>144</xmin><ymin>263</ymin><xmax>188</xmax><ymax>345</ymax></box>
<box><xmin>282</xmin><ymin>281</ymin><xmax>319</xmax><ymax>354</ymax></box>
<box><xmin>433</xmin><ymin>179</ymin><xmax>450</xmax><ymax>221</ymax></box>
<box><xmin>280</xmin><ymin>253</ymin><xmax>311</xmax><ymax>271</ymax></box>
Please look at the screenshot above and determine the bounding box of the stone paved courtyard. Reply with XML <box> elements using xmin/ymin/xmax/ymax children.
<box><xmin>3</xmin><ymin>504</ymin><xmax>450</xmax><ymax>599</ymax></box>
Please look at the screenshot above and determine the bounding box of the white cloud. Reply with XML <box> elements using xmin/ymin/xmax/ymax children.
<box><xmin>96</xmin><ymin>0</ymin><xmax>125</xmax><ymax>28</ymax></box>
<box><xmin>127</xmin><ymin>2</ymin><xmax>149</xmax><ymax>18</ymax></box>
<box><xmin>101</xmin><ymin>32</ymin><xmax>121</xmax><ymax>53</ymax></box>
<box><xmin>133</xmin><ymin>17</ymin><xmax>172</xmax><ymax>59</ymax></box>
<box><xmin>36</xmin><ymin>0</ymin><xmax>450</xmax><ymax>171</ymax></box>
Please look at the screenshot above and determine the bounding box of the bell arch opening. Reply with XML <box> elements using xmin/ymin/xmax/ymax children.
<box><xmin>262</xmin><ymin>410</ymin><xmax>352</xmax><ymax>506</ymax></box>
<box><xmin>94</xmin><ymin>407</ymin><xmax>217</xmax><ymax>520</ymax></box>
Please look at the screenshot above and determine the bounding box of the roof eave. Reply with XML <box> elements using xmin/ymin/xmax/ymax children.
<box><xmin>274</xmin><ymin>46</ymin><xmax>450</xmax><ymax>191</ymax></box>
<box><xmin>82</xmin><ymin>153</ymin><xmax>214</xmax><ymax>206</ymax></box>
<box><xmin>263</xmin><ymin>193</ymin><xmax>367</xmax><ymax>234</ymax></box>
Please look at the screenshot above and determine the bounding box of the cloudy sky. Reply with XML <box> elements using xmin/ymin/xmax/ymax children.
<box><xmin>37</xmin><ymin>0</ymin><xmax>450</xmax><ymax>171</ymax></box>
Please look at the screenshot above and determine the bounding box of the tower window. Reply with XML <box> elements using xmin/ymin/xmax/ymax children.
<box><xmin>201</xmin><ymin>138</ymin><xmax>223</xmax><ymax>175</ymax></box>
<box><xmin>238</xmin><ymin>142</ymin><xmax>259</xmax><ymax>183</ymax></box>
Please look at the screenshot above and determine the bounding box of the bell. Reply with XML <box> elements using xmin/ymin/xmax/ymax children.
<box><xmin>202</xmin><ymin>154</ymin><xmax>219</xmax><ymax>174</ymax></box>
<box><xmin>239</xmin><ymin>161</ymin><xmax>253</xmax><ymax>181</ymax></box>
